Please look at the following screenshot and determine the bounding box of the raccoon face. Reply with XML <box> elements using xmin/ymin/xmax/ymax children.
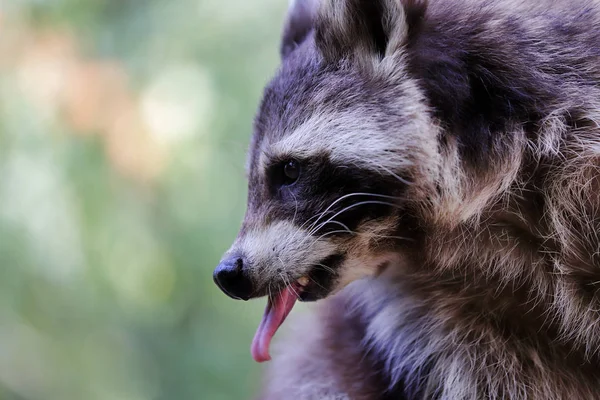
<box><xmin>214</xmin><ymin>0</ymin><xmax>437</xmax><ymax>362</ymax></box>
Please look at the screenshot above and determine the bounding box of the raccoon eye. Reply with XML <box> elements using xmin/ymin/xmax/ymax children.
<box><xmin>282</xmin><ymin>160</ymin><xmax>300</xmax><ymax>185</ymax></box>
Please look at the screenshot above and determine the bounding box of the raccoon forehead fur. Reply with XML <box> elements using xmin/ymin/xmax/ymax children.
<box><xmin>251</xmin><ymin>44</ymin><xmax>438</xmax><ymax>188</ymax></box>
<box><xmin>236</xmin><ymin>0</ymin><xmax>600</xmax><ymax>398</ymax></box>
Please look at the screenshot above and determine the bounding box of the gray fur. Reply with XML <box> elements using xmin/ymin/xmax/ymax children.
<box><xmin>222</xmin><ymin>0</ymin><xmax>600</xmax><ymax>398</ymax></box>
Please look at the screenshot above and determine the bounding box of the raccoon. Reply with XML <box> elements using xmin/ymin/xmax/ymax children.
<box><xmin>213</xmin><ymin>0</ymin><xmax>600</xmax><ymax>398</ymax></box>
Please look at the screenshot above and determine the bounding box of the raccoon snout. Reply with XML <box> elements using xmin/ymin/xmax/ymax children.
<box><xmin>213</xmin><ymin>255</ymin><xmax>254</xmax><ymax>301</ymax></box>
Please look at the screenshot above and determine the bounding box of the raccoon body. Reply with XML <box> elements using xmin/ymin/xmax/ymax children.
<box><xmin>213</xmin><ymin>0</ymin><xmax>600</xmax><ymax>398</ymax></box>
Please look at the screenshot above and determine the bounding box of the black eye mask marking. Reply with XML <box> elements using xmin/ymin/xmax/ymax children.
<box><xmin>261</xmin><ymin>154</ymin><xmax>412</xmax><ymax>236</ymax></box>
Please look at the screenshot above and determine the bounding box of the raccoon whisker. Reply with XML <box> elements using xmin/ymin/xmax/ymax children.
<box><xmin>300</xmin><ymin>220</ymin><xmax>354</xmax><ymax>247</ymax></box>
<box><xmin>307</xmin><ymin>275</ymin><xmax>329</xmax><ymax>291</ymax></box>
<box><xmin>314</xmin><ymin>263</ymin><xmax>336</xmax><ymax>274</ymax></box>
<box><xmin>300</xmin><ymin>212</ymin><xmax>339</xmax><ymax>244</ymax></box>
<box><xmin>307</xmin><ymin>201</ymin><xmax>372</xmax><ymax>237</ymax></box>
<box><xmin>266</xmin><ymin>279</ymin><xmax>273</xmax><ymax>303</ymax></box>
<box><xmin>326</xmin><ymin>220</ymin><xmax>353</xmax><ymax>234</ymax></box>
<box><xmin>305</xmin><ymin>229</ymin><xmax>412</xmax><ymax>250</ymax></box>
<box><xmin>306</xmin><ymin>196</ymin><xmax>404</xmax><ymax>234</ymax></box>
<box><xmin>303</xmin><ymin>192</ymin><xmax>405</xmax><ymax>233</ymax></box>
<box><xmin>368</xmin><ymin>233</ymin><xmax>414</xmax><ymax>242</ymax></box>
<box><xmin>277</xmin><ymin>256</ymin><xmax>286</xmax><ymax>267</ymax></box>
<box><xmin>306</xmin><ymin>201</ymin><xmax>396</xmax><ymax>241</ymax></box>
<box><xmin>277</xmin><ymin>257</ymin><xmax>303</xmax><ymax>298</ymax></box>
<box><xmin>301</xmin><ymin>193</ymin><xmax>359</xmax><ymax>232</ymax></box>
<box><xmin>289</xmin><ymin>189</ymin><xmax>299</xmax><ymax>227</ymax></box>
<box><xmin>267</xmin><ymin>256</ymin><xmax>289</xmax><ymax>300</ymax></box>
<box><xmin>309</xmin><ymin>192</ymin><xmax>404</xmax><ymax>226</ymax></box>
<box><xmin>279</xmin><ymin>272</ymin><xmax>301</xmax><ymax>299</ymax></box>
<box><xmin>308</xmin><ymin>200</ymin><xmax>402</xmax><ymax>237</ymax></box>
<box><xmin>304</xmin><ymin>230</ymin><xmax>357</xmax><ymax>249</ymax></box>
<box><xmin>276</xmin><ymin>256</ymin><xmax>288</xmax><ymax>277</ymax></box>
<box><xmin>367</xmin><ymin>161</ymin><xmax>413</xmax><ymax>186</ymax></box>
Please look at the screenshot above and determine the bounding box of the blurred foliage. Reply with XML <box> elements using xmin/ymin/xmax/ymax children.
<box><xmin>0</xmin><ymin>0</ymin><xmax>288</xmax><ymax>398</ymax></box>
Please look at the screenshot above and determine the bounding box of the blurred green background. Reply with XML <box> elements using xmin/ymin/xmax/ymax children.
<box><xmin>0</xmin><ymin>1</ymin><xmax>289</xmax><ymax>399</ymax></box>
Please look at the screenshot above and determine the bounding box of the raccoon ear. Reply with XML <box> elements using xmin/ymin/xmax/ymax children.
<box><xmin>315</xmin><ymin>0</ymin><xmax>427</xmax><ymax>64</ymax></box>
<box><xmin>281</xmin><ymin>0</ymin><xmax>320</xmax><ymax>59</ymax></box>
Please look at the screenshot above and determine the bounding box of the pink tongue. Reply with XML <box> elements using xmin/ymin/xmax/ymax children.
<box><xmin>251</xmin><ymin>285</ymin><xmax>299</xmax><ymax>362</ymax></box>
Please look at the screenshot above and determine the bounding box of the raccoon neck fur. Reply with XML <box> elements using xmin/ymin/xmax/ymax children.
<box><xmin>364</xmin><ymin>1</ymin><xmax>600</xmax><ymax>397</ymax></box>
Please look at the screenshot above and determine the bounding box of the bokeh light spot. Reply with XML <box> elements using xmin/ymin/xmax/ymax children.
<box><xmin>141</xmin><ymin>65</ymin><xmax>215</xmax><ymax>145</ymax></box>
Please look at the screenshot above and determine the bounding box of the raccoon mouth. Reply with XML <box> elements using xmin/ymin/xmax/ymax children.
<box><xmin>251</xmin><ymin>254</ymin><xmax>343</xmax><ymax>362</ymax></box>
<box><xmin>250</xmin><ymin>277</ymin><xmax>308</xmax><ymax>363</ymax></box>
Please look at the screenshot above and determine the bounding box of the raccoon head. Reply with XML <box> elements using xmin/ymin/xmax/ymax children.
<box><xmin>214</xmin><ymin>0</ymin><xmax>438</xmax><ymax>362</ymax></box>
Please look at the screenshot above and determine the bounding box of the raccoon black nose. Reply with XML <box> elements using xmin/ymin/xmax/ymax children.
<box><xmin>213</xmin><ymin>256</ymin><xmax>254</xmax><ymax>301</ymax></box>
